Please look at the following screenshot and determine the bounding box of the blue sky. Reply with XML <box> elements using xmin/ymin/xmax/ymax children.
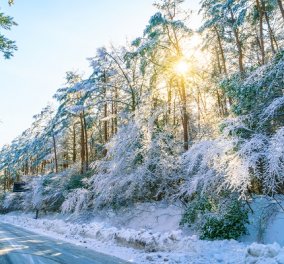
<box><xmin>0</xmin><ymin>0</ymin><xmax>200</xmax><ymax>147</ymax></box>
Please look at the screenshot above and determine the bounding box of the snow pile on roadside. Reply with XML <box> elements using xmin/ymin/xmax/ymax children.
<box><xmin>1</xmin><ymin>213</ymin><xmax>284</xmax><ymax>263</ymax></box>
<box><xmin>0</xmin><ymin>213</ymin><xmax>195</xmax><ymax>252</ymax></box>
<box><xmin>246</xmin><ymin>243</ymin><xmax>284</xmax><ymax>264</ymax></box>
<box><xmin>95</xmin><ymin>202</ymin><xmax>183</xmax><ymax>233</ymax></box>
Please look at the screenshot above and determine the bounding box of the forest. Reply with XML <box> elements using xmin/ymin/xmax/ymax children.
<box><xmin>0</xmin><ymin>0</ymin><xmax>284</xmax><ymax>244</ymax></box>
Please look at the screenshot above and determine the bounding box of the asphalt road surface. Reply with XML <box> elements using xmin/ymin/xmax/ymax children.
<box><xmin>0</xmin><ymin>222</ymin><xmax>130</xmax><ymax>264</ymax></box>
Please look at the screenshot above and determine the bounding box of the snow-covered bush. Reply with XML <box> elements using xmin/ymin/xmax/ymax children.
<box><xmin>2</xmin><ymin>192</ymin><xmax>25</xmax><ymax>212</ymax></box>
<box><xmin>61</xmin><ymin>188</ymin><xmax>90</xmax><ymax>214</ymax></box>
<box><xmin>180</xmin><ymin>193</ymin><xmax>249</xmax><ymax>240</ymax></box>
<box><xmin>212</xmin><ymin>52</ymin><xmax>284</xmax><ymax>196</ymax></box>
<box><xmin>0</xmin><ymin>192</ymin><xmax>5</xmax><ymax>212</ymax></box>
<box><xmin>90</xmin><ymin>116</ymin><xmax>180</xmax><ymax>209</ymax></box>
<box><xmin>180</xmin><ymin>123</ymin><xmax>284</xmax><ymax>199</ymax></box>
<box><xmin>178</xmin><ymin>139</ymin><xmax>234</xmax><ymax>200</ymax></box>
<box><xmin>18</xmin><ymin>164</ymin><xmax>90</xmax><ymax>214</ymax></box>
<box><xmin>221</xmin><ymin>51</ymin><xmax>284</xmax><ymax>116</ymax></box>
<box><xmin>200</xmin><ymin>198</ymin><xmax>249</xmax><ymax>240</ymax></box>
<box><xmin>180</xmin><ymin>195</ymin><xmax>213</xmax><ymax>226</ymax></box>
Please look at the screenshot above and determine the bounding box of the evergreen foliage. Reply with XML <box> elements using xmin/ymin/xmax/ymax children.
<box><xmin>0</xmin><ymin>9</ymin><xmax>17</xmax><ymax>58</ymax></box>
<box><xmin>181</xmin><ymin>194</ymin><xmax>249</xmax><ymax>240</ymax></box>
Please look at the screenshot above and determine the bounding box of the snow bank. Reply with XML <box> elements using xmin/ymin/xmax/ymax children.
<box><xmin>0</xmin><ymin>213</ymin><xmax>191</xmax><ymax>252</ymax></box>
<box><xmin>1</xmin><ymin>212</ymin><xmax>284</xmax><ymax>264</ymax></box>
<box><xmin>241</xmin><ymin>196</ymin><xmax>284</xmax><ymax>246</ymax></box>
<box><xmin>246</xmin><ymin>243</ymin><xmax>284</xmax><ymax>264</ymax></box>
<box><xmin>94</xmin><ymin>202</ymin><xmax>183</xmax><ymax>233</ymax></box>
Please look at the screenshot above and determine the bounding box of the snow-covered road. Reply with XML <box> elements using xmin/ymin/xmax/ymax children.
<box><xmin>0</xmin><ymin>222</ymin><xmax>129</xmax><ymax>264</ymax></box>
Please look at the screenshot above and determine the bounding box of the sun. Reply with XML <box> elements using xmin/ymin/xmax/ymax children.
<box><xmin>174</xmin><ymin>59</ymin><xmax>189</xmax><ymax>75</ymax></box>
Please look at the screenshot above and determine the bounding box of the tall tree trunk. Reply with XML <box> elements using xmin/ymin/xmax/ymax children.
<box><xmin>173</xmin><ymin>95</ymin><xmax>176</xmax><ymax>126</ymax></box>
<box><xmin>80</xmin><ymin>114</ymin><xmax>86</xmax><ymax>174</ymax></box>
<box><xmin>215</xmin><ymin>46</ymin><xmax>222</xmax><ymax>75</ymax></box>
<box><xmin>277</xmin><ymin>0</ymin><xmax>284</xmax><ymax>21</ymax></box>
<box><xmin>215</xmin><ymin>48</ymin><xmax>226</xmax><ymax>116</ymax></box>
<box><xmin>229</xmin><ymin>8</ymin><xmax>244</xmax><ymax>73</ymax></box>
<box><xmin>114</xmin><ymin>86</ymin><xmax>118</xmax><ymax>134</ymax></box>
<box><xmin>72</xmin><ymin>123</ymin><xmax>77</xmax><ymax>163</ymax></box>
<box><xmin>214</xmin><ymin>27</ymin><xmax>228</xmax><ymax>75</ymax></box>
<box><xmin>103</xmin><ymin>71</ymin><xmax>108</xmax><ymax>144</ymax></box>
<box><xmin>256</xmin><ymin>0</ymin><xmax>265</xmax><ymax>64</ymax></box>
<box><xmin>255</xmin><ymin>33</ymin><xmax>262</xmax><ymax>65</ymax></box>
<box><xmin>265</xmin><ymin>12</ymin><xmax>276</xmax><ymax>54</ymax></box>
<box><xmin>52</xmin><ymin>134</ymin><xmax>58</xmax><ymax>174</ymax></box>
<box><xmin>111</xmin><ymin>100</ymin><xmax>115</xmax><ymax>136</ymax></box>
<box><xmin>262</xmin><ymin>2</ymin><xmax>278</xmax><ymax>53</ymax></box>
<box><xmin>216</xmin><ymin>89</ymin><xmax>224</xmax><ymax>116</ymax></box>
<box><xmin>104</xmin><ymin>103</ymin><xmax>108</xmax><ymax>143</ymax></box>
<box><xmin>180</xmin><ymin>77</ymin><xmax>189</xmax><ymax>151</ymax></box>
<box><xmin>167</xmin><ymin>84</ymin><xmax>172</xmax><ymax>125</ymax></box>
<box><xmin>83</xmin><ymin>111</ymin><xmax>89</xmax><ymax>171</ymax></box>
<box><xmin>234</xmin><ymin>28</ymin><xmax>244</xmax><ymax>72</ymax></box>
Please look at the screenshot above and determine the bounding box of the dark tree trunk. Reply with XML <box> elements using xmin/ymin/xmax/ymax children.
<box><xmin>80</xmin><ymin>114</ymin><xmax>86</xmax><ymax>174</ymax></box>
<box><xmin>104</xmin><ymin>103</ymin><xmax>108</xmax><ymax>143</ymax></box>
<box><xmin>262</xmin><ymin>1</ymin><xmax>278</xmax><ymax>53</ymax></box>
<box><xmin>180</xmin><ymin>77</ymin><xmax>189</xmax><ymax>151</ymax></box>
<box><xmin>256</xmin><ymin>0</ymin><xmax>265</xmax><ymax>64</ymax></box>
<box><xmin>114</xmin><ymin>86</ymin><xmax>118</xmax><ymax>134</ymax></box>
<box><xmin>277</xmin><ymin>0</ymin><xmax>284</xmax><ymax>21</ymax></box>
<box><xmin>52</xmin><ymin>134</ymin><xmax>58</xmax><ymax>174</ymax></box>
<box><xmin>229</xmin><ymin>8</ymin><xmax>244</xmax><ymax>73</ymax></box>
<box><xmin>83</xmin><ymin>112</ymin><xmax>89</xmax><ymax>171</ymax></box>
<box><xmin>72</xmin><ymin>123</ymin><xmax>77</xmax><ymax>163</ymax></box>
<box><xmin>214</xmin><ymin>27</ymin><xmax>228</xmax><ymax>75</ymax></box>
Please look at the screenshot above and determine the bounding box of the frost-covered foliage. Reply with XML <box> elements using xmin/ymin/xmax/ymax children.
<box><xmin>179</xmin><ymin>127</ymin><xmax>284</xmax><ymax>198</ymax></box>
<box><xmin>0</xmin><ymin>11</ymin><xmax>17</xmax><ymax>59</ymax></box>
<box><xmin>2</xmin><ymin>192</ymin><xmax>24</xmax><ymax>212</ymax></box>
<box><xmin>0</xmin><ymin>105</ymin><xmax>57</xmax><ymax>176</ymax></box>
<box><xmin>180</xmin><ymin>52</ymin><xmax>284</xmax><ymax>199</ymax></box>
<box><xmin>221</xmin><ymin>52</ymin><xmax>284</xmax><ymax>117</ymax></box>
<box><xmin>181</xmin><ymin>193</ymin><xmax>249</xmax><ymax>240</ymax></box>
<box><xmin>1</xmin><ymin>164</ymin><xmax>91</xmax><ymax>214</ymax></box>
<box><xmin>90</xmin><ymin>115</ymin><xmax>180</xmax><ymax>209</ymax></box>
<box><xmin>21</xmin><ymin>180</ymin><xmax>40</xmax><ymax>212</ymax></box>
<box><xmin>30</xmin><ymin>176</ymin><xmax>44</xmax><ymax>210</ymax></box>
<box><xmin>61</xmin><ymin>188</ymin><xmax>90</xmax><ymax>214</ymax></box>
<box><xmin>179</xmin><ymin>139</ymin><xmax>234</xmax><ymax>199</ymax></box>
<box><xmin>37</xmin><ymin>165</ymin><xmax>85</xmax><ymax>212</ymax></box>
<box><xmin>88</xmin><ymin>52</ymin><xmax>284</xmax><ymax>210</ymax></box>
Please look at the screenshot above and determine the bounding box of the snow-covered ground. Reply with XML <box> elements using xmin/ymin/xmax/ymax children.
<box><xmin>1</xmin><ymin>201</ymin><xmax>284</xmax><ymax>264</ymax></box>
